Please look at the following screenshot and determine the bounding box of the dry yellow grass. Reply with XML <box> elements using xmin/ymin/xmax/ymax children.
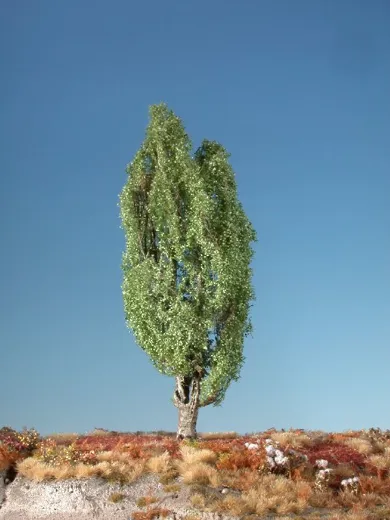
<box><xmin>326</xmin><ymin>512</ymin><xmax>371</xmax><ymax>520</ymax></box>
<box><xmin>179</xmin><ymin>445</ymin><xmax>217</xmax><ymax>465</ymax></box>
<box><xmin>341</xmin><ymin>437</ymin><xmax>374</xmax><ymax>455</ymax></box>
<box><xmin>190</xmin><ymin>493</ymin><xmax>207</xmax><ymax>509</ymax></box>
<box><xmin>379</xmin><ymin>494</ymin><xmax>390</xmax><ymax>508</ymax></box>
<box><xmin>17</xmin><ymin>459</ymin><xmax>98</xmax><ymax>481</ymax></box>
<box><xmin>369</xmin><ymin>452</ymin><xmax>390</xmax><ymax>470</ymax></box>
<box><xmin>332</xmin><ymin>463</ymin><xmax>356</xmax><ymax>480</ymax></box>
<box><xmin>87</xmin><ymin>428</ymin><xmax>111</xmax><ymax>436</ymax></box>
<box><xmin>175</xmin><ymin>446</ymin><xmax>220</xmax><ymax>486</ymax></box>
<box><xmin>108</xmin><ymin>492</ymin><xmax>126</xmax><ymax>503</ymax></box>
<box><xmin>198</xmin><ymin>431</ymin><xmax>238</xmax><ymax>440</ymax></box>
<box><xmin>94</xmin><ymin>459</ymin><xmax>146</xmax><ymax>483</ymax></box>
<box><xmin>356</xmin><ymin>492</ymin><xmax>387</xmax><ymax>509</ymax></box>
<box><xmin>17</xmin><ymin>458</ymin><xmax>72</xmax><ymax>481</ymax></box>
<box><xmin>241</xmin><ymin>474</ymin><xmax>311</xmax><ymax>516</ymax></box>
<box><xmin>308</xmin><ymin>490</ymin><xmax>339</xmax><ymax>509</ymax></box>
<box><xmin>73</xmin><ymin>463</ymin><xmax>101</xmax><ymax>478</ymax></box>
<box><xmin>179</xmin><ymin>461</ymin><xmax>221</xmax><ymax>487</ymax></box>
<box><xmin>136</xmin><ymin>495</ymin><xmax>159</xmax><ymax>508</ymax></box>
<box><xmin>336</xmin><ymin>489</ymin><xmax>364</xmax><ymax>509</ymax></box>
<box><xmin>17</xmin><ymin>456</ymin><xmax>146</xmax><ymax>483</ymax></box>
<box><xmin>96</xmin><ymin>450</ymin><xmax>132</xmax><ymax>464</ymax></box>
<box><xmin>370</xmin><ymin>441</ymin><xmax>387</xmax><ymax>455</ymax></box>
<box><xmin>269</xmin><ymin>431</ymin><xmax>312</xmax><ymax>449</ymax></box>
<box><xmin>146</xmin><ymin>451</ymin><xmax>171</xmax><ymax>474</ymax></box>
<box><xmin>46</xmin><ymin>433</ymin><xmax>79</xmax><ymax>442</ymax></box>
<box><xmin>158</xmin><ymin>468</ymin><xmax>180</xmax><ymax>484</ymax></box>
<box><xmin>342</xmin><ymin>430</ymin><xmax>362</xmax><ymax>437</ymax></box>
<box><xmin>162</xmin><ymin>483</ymin><xmax>181</xmax><ymax>493</ymax></box>
<box><xmin>274</xmin><ymin>517</ymin><xmax>312</xmax><ymax>520</ymax></box>
<box><xmin>209</xmin><ymin>494</ymin><xmax>253</xmax><ymax>516</ymax></box>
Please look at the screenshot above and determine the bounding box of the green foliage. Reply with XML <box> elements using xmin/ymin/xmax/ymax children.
<box><xmin>183</xmin><ymin>438</ymin><xmax>200</xmax><ymax>449</ymax></box>
<box><xmin>16</xmin><ymin>427</ymin><xmax>41</xmax><ymax>452</ymax></box>
<box><xmin>34</xmin><ymin>439</ymin><xmax>80</xmax><ymax>466</ymax></box>
<box><xmin>119</xmin><ymin>103</ymin><xmax>256</xmax><ymax>407</ymax></box>
<box><xmin>33</xmin><ymin>438</ymin><xmax>99</xmax><ymax>467</ymax></box>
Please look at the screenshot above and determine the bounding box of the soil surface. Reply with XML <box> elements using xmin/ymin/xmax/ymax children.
<box><xmin>0</xmin><ymin>472</ymin><xmax>239</xmax><ymax>520</ymax></box>
<box><xmin>1</xmin><ymin>470</ymin><xmax>386</xmax><ymax>520</ymax></box>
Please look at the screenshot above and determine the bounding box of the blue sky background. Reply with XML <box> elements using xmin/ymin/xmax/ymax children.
<box><xmin>1</xmin><ymin>0</ymin><xmax>389</xmax><ymax>437</ymax></box>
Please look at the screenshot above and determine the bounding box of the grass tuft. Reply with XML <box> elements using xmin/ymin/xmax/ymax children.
<box><xmin>136</xmin><ymin>495</ymin><xmax>159</xmax><ymax>508</ymax></box>
<box><xmin>108</xmin><ymin>492</ymin><xmax>126</xmax><ymax>503</ymax></box>
<box><xmin>241</xmin><ymin>473</ymin><xmax>311</xmax><ymax>516</ymax></box>
<box><xmin>179</xmin><ymin>445</ymin><xmax>218</xmax><ymax>465</ymax></box>
<box><xmin>179</xmin><ymin>461</ymin><xmax>220</xmax><ymax>486</ymax></box>
<box><xmin>146</xmin><ymin>451</ymin><xmax>171</xmax><ymax>474</ymax></box>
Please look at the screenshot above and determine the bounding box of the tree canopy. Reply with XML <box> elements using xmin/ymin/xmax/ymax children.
<box><xmin>119</xmin><ymin>103</ymin><xmax>256</xmax><ymax>409</ymax></box>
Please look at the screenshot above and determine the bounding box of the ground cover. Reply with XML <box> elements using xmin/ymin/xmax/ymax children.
<box><xmin>1</xmin><ymin>426</ymin><xmax>390</xmax><ymax>519</ymax></box>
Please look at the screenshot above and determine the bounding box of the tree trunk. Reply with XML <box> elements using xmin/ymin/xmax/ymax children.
<box><xmin>173</xmin><ymin>374</ymin><xmax>201</xmax><ymax>440</ymax></box>
<box><xmin>176</xmin><ymin>402</ymin><xmax>199</xmax><ymax>440</ymax></box>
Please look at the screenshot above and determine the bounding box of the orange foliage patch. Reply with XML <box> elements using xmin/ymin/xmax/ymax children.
<box><xmin>330</xmin><ymin>432</ymin><xmax>362</xmax><ymax>442</ymax></box>
<box><xmin>216</xmin><ymin>450</ymin><xmax>265</xmax><ymax>472</ymax></box>
<box><xmin>73</xmin><ymin>435</ymin><xmax>182</xmax><ymax>460</ymax></box>
<box><xmin>131</xmin><ymin>507</ymin><xmax>172</xmax><ymax>520</ymax></box>
<box><xmin>0</xmin><ymin>444</ymin><xmax>24</xmax><ymax>470</ymax></box>
<box><xmin>229</xmin><ymin>468</ymin><xmax>260</xmax><ymax>491</ymax></box>
<box><xmin>358</xmin><ymin>474</ymin><xmax>390</xmax><ymax>495</ymax></box>
<box><xmin>197</xmin><ymin>436</ymin><xmax>261</xmax><ymax>455</ymax></box>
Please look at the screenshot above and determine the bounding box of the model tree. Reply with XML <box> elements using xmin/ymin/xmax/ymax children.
<box><xmin>119</xmin><ymin>104</ymin><xmax>256</xmax><ymax>439</ymax></box>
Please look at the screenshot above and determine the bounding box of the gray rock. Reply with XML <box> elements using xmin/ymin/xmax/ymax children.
<box><xmin>0</xmin><ymin>471</ymin><xmax>6</xmax><ymax>507</ymax></box>
<box><xmin>0</xmin><ymin>472</ymin><xmax>238</xmax><ymax>520</ymax></box>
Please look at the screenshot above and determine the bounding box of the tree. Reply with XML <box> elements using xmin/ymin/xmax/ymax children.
<box><xmin>119</xmin><ymin>104</ymin><xmax>256</xmax><ymax>439</ymax></box>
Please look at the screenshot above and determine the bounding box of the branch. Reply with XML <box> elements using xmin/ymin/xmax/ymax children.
<box><xmin>199</xmin><ymin>392</ymin><xmax>219</xmax><ymax>408</ymax></box>
<box><xmin>173</xmin><ymin>375</ymin><xmax>192</xmax><ymax>408</ymax></box>
<box><xmin>189</xmin><ymin>373</ymin><xmax>201</xmax><ymax>408</ymax></box>
<box><xmin>174</xmin><ymin>376</ymin><xmax>186</xmax><ymax>402</ymax></box>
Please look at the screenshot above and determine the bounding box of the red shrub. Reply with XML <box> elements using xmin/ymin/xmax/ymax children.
<box><xmin>303</xmin><ymin>442</ymin><xmax>367</xmax><ymax>470</ymax></box>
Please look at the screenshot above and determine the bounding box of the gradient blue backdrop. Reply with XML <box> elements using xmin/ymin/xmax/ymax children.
<box><xmin>1</xmin><ymin>0</ymin><xmax>389</xmax><ymax>436</ymax></box>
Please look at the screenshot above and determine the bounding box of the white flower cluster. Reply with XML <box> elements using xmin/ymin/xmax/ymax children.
<box><xmin>317</xmin><ymin>468</ymin><xmax>332</xmax><ymax>478</ymax></box>
<box><xmin>316</xmin><ymin>459</ymin><xmax>329</xmax><ymax>469</ymax></box>
<box><xmin>262</xmin><ymin>439</ymin><xmax>289</xmax><ymax>468</ymax></box>
<box><xmin>244</xmin><ymin>438</ymin><xmax>309</xmax><ymax>472</ymax></box>
<box><xmin>244</xmin><ymin>440</ymin><xmax>284</xmax><ymax>469</ymax></box>
<box><xmin>314</xmin><ymin>459</ymin><xmax>333</xmax><ymax>491</ymax></box>
<box><xmin>341</xmin><ymin>476</ymin><xmax>360</xmax><ymax>488</ymax></box>
<box><xmin>244</xmin><ymin>442</ymin><xmax>259</xmax><ymax>450</ymax></box>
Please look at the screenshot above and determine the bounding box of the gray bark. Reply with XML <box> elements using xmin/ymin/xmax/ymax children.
<box><xmin>173</xmin><ymin>374</ymin><xmax>201</xmax><ymax>440</ymax></box>
<box><xmin>176</xmin><ymin>401</ymin><xmax>199</xmax><ymax>440</ymax></box>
